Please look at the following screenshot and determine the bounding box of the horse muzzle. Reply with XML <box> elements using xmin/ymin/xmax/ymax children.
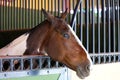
<box><xmin>76</xmin><ymin>64</ymin><xmax>91</xmax><ymax>79</ymax></box>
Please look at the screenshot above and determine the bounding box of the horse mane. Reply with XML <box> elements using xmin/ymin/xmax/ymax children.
<box><xmin>28</xmin><ymin>20</ymin><xmax>51</xmax><ymax>33</ymax></box>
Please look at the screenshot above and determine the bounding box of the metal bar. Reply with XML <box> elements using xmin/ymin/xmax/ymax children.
<box><xmin>48</xmin><ymin>58</ymin><xmax>50</xmax><ymax>68</ymax></box>
<box><xmin>38</xmin><ymin>0</ymin><xmax>40</xmax><ymax>23</ymax></box>
<box><xmin>30</xmin><ymin>58</ymin><xmax>33</xmax><ymax>70</ymax></box>
<box><xmin>117</xmin><ymin>0</ymin><xmax>120</xmax><ymax>52</ymax></box>
<box><xmin>102</xmin><ymin>0</ymin><xmax>106</xmax><ymax>63</ymax></box>
<box><xmin>21</xmin><ymin>58</ymin><xmax>23</xmax><ymax>70</ymax></box>
<box><xmin>80</xmin><ymin>1</ymin><xmax>83</xmax><ymax>42</ymax></box>
<box><xmin>25</xmin><ymin>0</ymin><xmax>28</xmax><ymax>29</ymax></box>
<box><xmin>108</xmin><ymin>0</ymin><xmax>111</xmax><ymax>62</ymax></box>
<box><xmin>54</xmin><ymin>0</ymin><xmax>56</xmax><ymax>16</ymax></box>
<box><xmin>20</xmin><ymin>0</ymin><xmax>22</xmax><ymax>29</ymax></box>
<box><xmin>14</xmin><ymin>0</ymin><xmax>16</xmax><ymax>30</ymax></box>
<box><xmin>108</xmin><ymin>0</ymin><xmax>111</xmax><ymax>53</ymax></box>
<box><xmin>97</xmin><ymin>0</ymin><xmax>101</xmax><ymax>64</ymax></box>
<box><xmin>28</xmin><ymin>0</ymin><xmax>30</xmax><ymax>28</ymax></box>
<box><xmin>35</xmin><ymin>0</ymin><xmax>37</xmax><ymax>25</ymax></box>
<box><xmin>41</xmin><ymin>0</ymin><xmax>43</xmax><ymax>22</ymax></box>
<box><xmin>22</xmin><ymin>0</ymin><xmax>24</xmax><ymax>29</ymax></box>
<box><xmin>1</xmin><ymin>3</ymin><xmax>4</xmax><ymax>30</ymax></box>
<box><xmin>32</xmin><ymin>0</ymin><xmax>34</xmax><ymax>27</ymax></box>
<box><xmin>51</xmin><ymin>0</ymin><xmax>53</xmax><ymax>14</ymax></box>
<box><xmin>103</xmin><ymin>0</ymin><xmax>106</xmax><ymax>53</ymax></box>
<box><xmin>3</xmin><ymin>2</ymin><xmax>5</xmax><ymax>30</ymax></box>
<box><xmin>16</xmin><ymin>0</ymin><xmax>19</xmax><ymax>29</ymax></box>
<box><xmin>112</xmin><ymin>0</ymin><xmax>116</xmax><ymax>62</ymax></box>
<box><xmin>112</xmin><ymin>0</ymin><xmax>116</xmax><ymax>52</ymax></box>
<box><xmin>58</xmin><ymin>0</ymin><xmax>60</xmax><ymax>16</ymax></box>
<box><xmin>6</xmin><ymin>2</ymin><xmax>8</xmax><ymax>30</ymax></box>
<box><xmin>86</xmin><ymin>0</ymin><xmax>89</xmax><ymax>52</ymax></box>
<box><xmin>70</xmin><ymin>0</ymin><xmax>82</xmax><ymax>28</ymax></box>
<box><xmin>90</xmin><ymin>52</ymin><xmax>120</xmax><ymax>56</ymax></box>
<box><xmin>10</xmin><ymin>59</ymin><xmax>13</xmax><ymax>71</ymax></box>
<box><xmin>0</xmin><ymin>3</ymin><xmax>2</xmax><ymax>31</ymax></box>
<box><xmin>92</xmin><ymin>0</ymin><xmax>95</xmax><ymax>63</ymax></box>
<box><xmin>0</xmin><ymin>59</ymin><xmax>2</xmax><ymax>72</ymax></box>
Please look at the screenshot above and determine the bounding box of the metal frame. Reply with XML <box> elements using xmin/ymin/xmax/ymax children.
<box><xmin>0</xmin><ymin>56</ymin><xmax>69</xmax><ymax>80</ymax></box>
<box><xmin>70</xmin><ymin>0</ymin><xmax>120</xmax><ymax>64</ymax></box>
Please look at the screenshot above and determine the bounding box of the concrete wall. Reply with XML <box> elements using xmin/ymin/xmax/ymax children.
<box><xmin>70</xmin><ymin>62</ymin><xmax>120</xmax><ymax>80</ymax></box>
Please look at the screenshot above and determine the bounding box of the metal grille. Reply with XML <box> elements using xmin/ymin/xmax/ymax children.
<box><xmin>0</xmin><ymin>55</ymin><xmax>67</xmax><ymax>79</ymax></box>
<box><xmin>0</xmin><ymin>0</ymin><xmax>120</xmax><ymax>65</ymax></box>
<box><xmin>0</xmin><ymin>55</ymin><xmax>64</xmax><ymax>72</ymax></box>
<box><xmin>71</xmin><ymin>0</ymin><xmax>120</xmax><ymax>64</ymax></box>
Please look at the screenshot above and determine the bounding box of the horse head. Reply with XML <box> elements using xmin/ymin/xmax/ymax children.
<box><xmin>41</xmin><ymin>9</ymin><xmax>92</xmax><ymax>79</ymax></box>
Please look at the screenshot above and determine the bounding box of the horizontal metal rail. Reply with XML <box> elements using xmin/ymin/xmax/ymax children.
<box><xmin>0</xmin><ymin>55</ymin><xmax>65</xmax><ymax>72</ymax></box>
<box><xmin>90</xmin><ymin>53</ymin><xmax>120</xmax><ymax>64</ymax></box>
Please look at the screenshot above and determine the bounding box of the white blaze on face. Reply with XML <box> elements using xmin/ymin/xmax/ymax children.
<box><xmin>0</xmin><ymin>33</ymin><xmax>29</xmax><ymax>56</ymax></box>
<box><xmin>67</xmin><ymin>24</ymin><xmax>93</xmax><ymax>67</ymax></box>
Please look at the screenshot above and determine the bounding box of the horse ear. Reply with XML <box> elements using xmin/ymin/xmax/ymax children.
<box><xmin>61</xmin><ymin>8</ymin><xmax>68</xmax><ymax>19</ymax></box>
<box><xmin>42</xmin><ymin>8</ymin><xmax>54</xmax><ymax>22</ymax></box>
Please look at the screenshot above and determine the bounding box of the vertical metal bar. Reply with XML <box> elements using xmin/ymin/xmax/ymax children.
<box><xmin>54</xmin><ymin>0</ymin><xmax>56</xmax><ymax>16</ymax></box>
<box><xmin>38</xmin><ymin>0</ymin><xmax>40</xmax><ymax>23</ymax></box>
<box><xmin>30</xmin><ymin>58</ymin><xmax>33</xmax><ymax>70</ymax></box>
<box><xmin>112</xmin><ymin>0</ymin><xmax>116</xmax><ymax>62</ymax></box>
<box><xmin>25</xmin><ymin>0</ymin><xmax>27</xmax><ymax>29</ymax></box>
<box><xmin>11</xmin><ymin>0</ymin><xmax>14</xmax><ymax>30</ymax></box>
<box><xmin>22</xmin><ymin>0</ymin><xmax>25</xmax><ymax>29</ymax></box>
<box><xmin>20</xmin><ymin>0</ymin><xmax>22</xmax><ymax>29</ymax></box>
<box><xmin>21</xmin><ymin>58</ymin><xmax>23</xmax><ymax>70</ymax></box>
<box><xmin>97</xmin><ymin>0</ymin><xmax>101</xmax><ymax>63</ymax></box>
<box><xmin>3</xmin><ymin>2</ymin><xmax>4</xmax><ymax>30</ymax></box>
<box><xmin>108</xmin><ymin>0</ymin><xmax>111</xmax><ymax>62</ymax></box>
<box><xmin>117</xmin><ymin>0</ymin><xmax>120</xmax><ymax>52</ymax></box>
<box><xmin>86</xmin><ymin>0</ymin><xmax>89</xmax><ymax>52</ymax></box>
<box><xmin>58</xmin><ymin>0</ymin><xmax>60</xmax><ymax>16</ymax></box>
<box><xmin>0</xmin><ymin>59</ymin><xmax>2</xmax><ymax>72</ymax></box>
<box><xmin>1</xmin><ymin>3</ymin><xmax>4</xmax><ymax>30</ymax></box>
<box><xmin>32</xmin><ymin>0</ymin><xmax>34</xmax><ymax>27</ymax></box>
<box><xmin>70</xmin><ymin>0</ymin><xmax>82</xmax><ymax>28</ymax></box>
<box><xmin>41</xmin><ymin>0</ymin><xmax>43</xmax><ymax>22</ymax></box>
<box><xmin>16</xmin><ymin>0</ymin><xmax>19</xmax><ymax>29</ymax></box>
<box><xmin>113</xmin><ymin>0</ymin><xmax>116</xmax><ymax>52</ymax></box>
<box><xmin>108</xmin><ymin>0</ymin><xmax>111</xmax><ymax>53</ymax></box>
<box><xmin>39</xmin><ymin>57</ymin><xmax>42</xmax><ymax>69</ymax></box>
<box><xmin>92</xmin><ymin>0</ymin><xmax>95</xmax><ymax>63</ymax></box>
<box><xmin>62</xmin><ymin>0</ymin><xmax>64</xmax><ymax>12</ymax></box>
<box><xmin>56</xmin><ymin>61</ymin><xmax>59</xmax><ymax>68</ymax></box>
<box><xmin>51</xmin><ymin>0</ymin><xmax>53</xmax><ymax>14</ymax></box>
<box><xmin>10</xmin><ymin>59</ymin><xmax>13</xmax><ymax>71</ymax></box>
<box><xmin>35</xmin><ymin>0</ymin><xmax>37</xmax><ymax>25</ymax></box>
<box><xmin>6</xmin><ymin>2</ymin><xmax>8</xmax><ymax>30</ymax></box>
<box><xmin>48</xmin><ymin>58</ymin><xmax>50</xmax><ymax>68</ymax></box>
<box><xmin>103</xmin><ymin>0</ymin><xmax>106</xmax><ymax>53</ymax></box>
<box><xmin>14</xmin><ymin>0</ymin><xmax>16</xmax><ymax>30</ymax></box>
<box><xmin>28</xmin><ymin>0</ymin><xmax>30</xmax><ymax>28</ymax></box>
<box><xmin>0</xmin><ymin>4</ymin><xmax>1</xmax><ymax>30</ymax></box>
<box><xmin>80</xmin><ymin>1</ymin><xmax>83</xmax><ymax>42</ymax></box>
<box><xmin>102</xmin><ymin>0</ymin><xmax>106</xmax><ymax>63</ymax></box>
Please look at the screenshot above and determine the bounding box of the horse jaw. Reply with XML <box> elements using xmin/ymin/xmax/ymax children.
<box><xmin>0</xmin><ymin>33</ymin><xmax>29</xmax><ymax>56</ymax></box>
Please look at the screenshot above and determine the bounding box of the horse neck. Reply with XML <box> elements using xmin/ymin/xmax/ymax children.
<box><xmin>0</xmin><ymin>33</ymin><xmax>29</xmax><ymax>56</ymax></box>
<box><xmin>24</xmin><ymin>20</ymin><xmax>52</xmax><ymax>55</ymax></box>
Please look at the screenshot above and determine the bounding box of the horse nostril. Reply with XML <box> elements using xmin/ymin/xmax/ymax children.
<box><xmin>86</xmin><ymin>64</ymin><xmax>90</xmax><ymax>72</ymax></box>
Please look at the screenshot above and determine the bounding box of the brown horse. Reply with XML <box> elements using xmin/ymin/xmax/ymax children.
<box><xmin>0</xmin><ymin>9</ymin><xmax>92</xmax><ymax>79</ymax></box>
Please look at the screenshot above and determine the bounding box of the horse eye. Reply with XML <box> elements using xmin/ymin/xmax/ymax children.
<box><xmin>63</xmin><ymin>33</ymin><xmax>70</xmax><ymax>39</ymax></box>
